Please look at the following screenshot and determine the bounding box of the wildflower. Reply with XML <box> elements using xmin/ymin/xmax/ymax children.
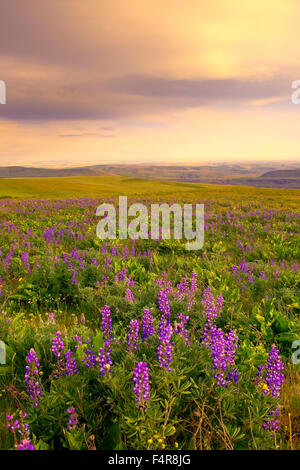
<box><xmin>82</xmin><ymin>346</ymin><xmax>97</xmax><ymax>368</ymax></box>
<box><xmin>67</xmin><ymin>406</ymin><xmax>78</xmax><ymax>431</ymax></box>
<box><xmin>65</xmin><ymin>349</ymin><xmax>78</xmax><ymax>376</ymax></box>
<box><xmin>201</xmin><ymin>288</ymin><xmax>223</xmax><ymax>323</ymax></box>
<box><xmin>25</xmin><ymin>348</ymin><xmax>43</xmax><ymax>407</ymax></box>
<box><xmin>101</xmin><ymin>305</ymin><xmax>113</xmax><ymax>344</ymax></box>
<box><xmin>73</xmin><ymin>334</ymin><xmax>82</xmax><ymax>349</ymax></box>
<box><xmin>126</xmin><ymin>319</ymin><xmax>139</xmax><ymax>352</ymax></box>
<box><xmin>174</xmin><ymin>275</ymin><xmax>189</xmax><ymax>301</ymax></box>
<box><xmin>18</xmin><ymin>439</ymin><xmax>35</xmax><ymax>450</ymax></box>
<box><xmin>240</xmin><ymin>259</ymin><xmax>248</xmax><ymax>273</ymax></box>
<box><xmin>97</xmin><ymin>346</ymin><xmax>112</xmax><ymax>376</ymax></box>
<box><xmin>157</xmin><ymin>323</ymin><xmax>173</xmax><ymax>371</ymax></box>
<box><xmin>132</xmin><ymin>362</ymin><xmax>150</xmax><ymax>409</ymax></box>
<box><xmin>7</xmin><ymin>411</ymin><xmax>35</xmax><ymax>450</ymax></box>
<box><xmin>48</xmin><ymin>312</ymin><xmax>56</xmax><ymax>324</ymax></box>
<box><xmin>202</xmin><ymin>324</ymin><xmax>238</xmax><ymax>386</ymax></box>
<box><xmin>262</xmin><ymin>406</ymin><xmax>280</xmax><ymax>434</ymax></box>
<box><xmin>115</xmin><ymin>267</ymin><xmax>126</xmax><ymax>281</ymax></box>
<box><xmin>142</xmin><ymin>309</ymin><xmax>155</xmax><ymax>342</ymax></box>
<box><xmin>125</xmin><ymin>288</ymin><xmax>135</xmax><ymax>302</ymax></box>
<box><xmin>190</xmin><ymin>272</ymin><xmax>197</xmax><ymax>292</ymax></box>
<box><xmin>105</xmin><ymin>255</ymin><xmax>111</xmax><ymax>270</ymax></box>
<box><xmin>259</xmin><ymin>344</ymin><xmax>285</xmax><ymax>398</ymax></box>
<box><xmin>174</xmin><ymin>313</ymin><xmax>190</xmax><ymax>345</ymax></box>
<box><xmin>51</xmin><ymin>331</ymin><xmax>64</xmax><ymax>358</ymax></box>
<box><xmin>158</xmin><ymin>289</ymin><xmax>170</xmax><ymax>318</ymax></box>
<box><xmin>21</xmin><ymin>251</ymin><xmax>31</xmax><ymax>274</ymax></box>
<box><xmin>256</xmin><ymin>345</ymin><xmax>285</xmax><ymax>435</ymax></box>
<box><xmin>154</xmin><ymin>273</ymin><xmax>173</xmax><ymax>293</ymax></box>
<box><xmin>71</xmin><ymin>271</ymin><xmax>77</xmax><ymax>284</ymax></box>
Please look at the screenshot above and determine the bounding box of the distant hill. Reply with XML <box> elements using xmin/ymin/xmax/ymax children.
<box><xmin>261</xmin><ymin>169</ymin><xmax>300</xmax><ymax>178</ymax></box>
<box><xmin>0</xmin><ymin>164</ymin><xmax>299</xmax><ymax>189</ymax></box>
<box><xmin>0</xmin><ymin>166</ymin><xmax>110</xmax><ymax>178</ymax></box>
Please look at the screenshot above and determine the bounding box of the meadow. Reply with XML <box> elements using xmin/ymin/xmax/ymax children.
<box><xmin>0</xmin><ymin>176</ymin><xmax>299</xmax><ymax>450</ymax></box>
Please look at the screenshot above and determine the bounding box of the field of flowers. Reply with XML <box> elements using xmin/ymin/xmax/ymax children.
<box><xmin>0</xmin><ymin>184</ymin><xmax>299</xmax><ymax>450</ymax></box>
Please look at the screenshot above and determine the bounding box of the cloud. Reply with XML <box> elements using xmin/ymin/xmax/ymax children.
<box><xmin>58</xmin><ymin>133</ymin><xmax>116</xmax><ymax>138</ymax></box>
<box><xmin>0</xmin><ymin>0</ymin><xmax>300</xmax><ymax>163</ymax></box>
<box><xmin>106</xmin><ymin>74</ymin><xmax>291</xmax><ymax>104</ymax></box>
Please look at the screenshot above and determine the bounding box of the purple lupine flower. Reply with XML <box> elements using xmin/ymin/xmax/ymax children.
<box><xmin>126</xmin><ymin>276</ymin><xmax>135</xmax><ymax>287</ymax></box>
<box><xmin>240</xmin><ymin>259</ymin><xmax>248</xmax><ymax>273</ymax></box>
<box><xmin>212</xmin><ymin>329</ymin><xmax>239</xmax><ymax>386</ymax></box>
<box><xmin>67</xmin><ymin>406</ymin><xmax>78</xmax><ymax>431</ymax></box>
<box><xmin>263</xmin><ymin>405</ymin><xmax>280</xmax><ymax>435</ymax></box>
<box><xmin>142</xmin><ymin>309</ymin><xmax>155</xmax><ymax>342</ymax></box>
<box><xmin>7</xmin><ymin>411</ymin><xmax>35</xmax><ymax>450</ymax></box>
<box><xmin>79</xmin><ymin>260</ymin><xmax>85</xmax><ymax>270</ymax></box>
<box><xmin>73</xmin><ymin>334</ymin><xmax>82</xmax><ymax>349</ymax></box>
<box><xmin>157</xmin><ymin>323</ymin><xmax>173</xmax><ymax>371</ymax></box>
<box><xmin>21</xmin><ymin>251</ymin><xmax>31</xmax><ymax>274</ymax></box>
<box><xmin>97</xmin><ymin>346</ymin><xmax>112</xmax><ymax>376</ymax></box>
<box><xmin>202</xmin><ymin>325</ymin><xmax>238</xmax><ymax>386</ymax></box>
<box><xmin>187</xmin><ymin>271</ymin><xmax>198</xmax><ymax>311</ymax></box>
<box><xmin>174</xmin><ymin>313</ymin><xmax>190</xmax><ymax>345</ymax></box>
<box><xmin>201</xmin><ymin>288</ymin><xmax>223</xmax><ymax>323</ymax></box>
<box><xmin>82</xmin><ymin>346</ymin><xmax>96</xmax><ymax>368</ymax></box>
<box><xmin>158</xmin><ymin>313</ymin><xmax>169</xmax><ymax>336</ymax></box>
<box><xmin>126</xmin><ymin>319</ymin><xmax>139</xmax><ymax>352</ymax></box>
<box><xmin>101</xmin><ymin>305</ymin><xmax>113</xmax><ymax>344</ymax></box>
<box><xmin>65</xmin><ymin>349</ymin><xmax>78</xmax><ymax>376</ymax></box>
<box><xmin>256</xmin><ymin>363</ymin><xmax>264</xmax><ymax>386</ymax></box>
<box><xmin>231</xmin><ymin>265</ymin><xmax>238</xmax><ymax>276</ymax></box>
<box><xmin>48</xmin><ymin>312</ymin><xmax>56</xmax><ymax>324</ymax></box>
<box><xmin>132</xmin><ymin>362</ymin><xmax>150</xmax><ymax>409</ymax></box>
<box><xmin>51</xmin><ymin>331</ymin><xmax>65</xmax><ymax>358</ymax></box>
<box><xmin>238</xmin><ymin>239</ymin><xmax>244</xmax><ymax>251</ymax></box>
<box><xmin>154</xmin><ymin>273</ymin><xmax>173</xmax><ymax>293</ymax></box>
<box><xmin>115</xmin><ymin>267</ymin><xmax>126</xmax><ymax>281</ymax></box>
<box><xmin>71</xmin><ymin>271</ymin><xmax>77</xmax><ymax>284</ymax></box>
<box><xmin>258</xmin><ymin>344</ymin><xmax>285</xmax><ymax>398</ymax></box>
<box><xmin>71</xmin><ymin>247</ymin><xmax>79</xmax><ymax>260</ymax></box>
<box><xmin>105</xmin><ymin>256</ymin><xmax>111</xmax><ymax>270</ymax></box>
<box><xmin>18</xmin><ymin>439</ymin><xmax>35</xmax><ymax>450</ymax></box>
<box><xmin>25</xmin><ymin>348</ymin><xmax>43</xmax><ymax>408</ymax></box>
<box><xmin>190</xmin><ymin>272</ymin><xmax>197</xmax><ymax>292</ymax></box>
<box><xmin>174</xmin><ymin>275</ymin><xmax>189</xmax><ymax>301</ymax></box>
<box><xmin>125</xmin><ymin>288</ymin><xmax>135</xmax><ymax>302</ymax></box>
<box><xmin>158</xmin><ymin>289</ymin><xmax>170</xmax><ymax>318</ymax></box>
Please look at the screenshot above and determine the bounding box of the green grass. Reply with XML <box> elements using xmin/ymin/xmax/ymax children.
<box><xmin>0</xmin><ymin>175</ymin><xmax>299</xmax><ymax>208</ymax></box>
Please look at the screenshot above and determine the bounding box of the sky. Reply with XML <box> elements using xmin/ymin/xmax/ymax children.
<box><xmin>0</xmin><ymin>0</ymin><xmax>300</xmax><ymax>167</ymax></box>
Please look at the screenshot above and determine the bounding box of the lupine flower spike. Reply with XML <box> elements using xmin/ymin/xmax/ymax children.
<box><xmin>132</xmin><ymin>362</ymin><xmax>150</xmax><ymax>410</ymax></box>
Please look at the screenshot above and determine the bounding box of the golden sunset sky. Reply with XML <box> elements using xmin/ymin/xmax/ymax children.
<box><xmin>0</xmin><ymin>0</ymin><xmax>300</xmax><ymax>166</ymax></box>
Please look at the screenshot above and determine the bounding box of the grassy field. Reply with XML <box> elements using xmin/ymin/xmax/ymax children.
<box><xmin>0</xmin><ymin>175</ymin><xmax>299</xmax><ymax>207</ymax></box>
<box><xmin>0</xmin><ymin>176</ymin><xmax>299</xmax><ymax>450</ymax></box>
